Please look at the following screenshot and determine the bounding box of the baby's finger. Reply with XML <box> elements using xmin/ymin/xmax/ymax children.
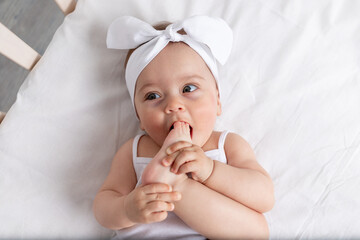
<box><xmin>171</xmin><ymin>150</ymin><xmax>196</xmax><ymax>173</ymax></box>
<box><xmin>142</xmin><ymin>183</ymin><xmax>172</xmax><ymax>194</ymax></box>
<box><xmin>147</xmin><ymin>191</ymin><xmax>182</xmax><ymax>202</ymax></box>
<box><xmin>162</xmin><ymin>151</ymin><xmax>180</xmax><ymax>167</ymax></box>
<box><xmin>177</xmin><ymin>161</ymin><xmax>197</xmax><ymax>175</ymax></box>
<box><xmin>166</xmin><ymin>141</ymin><xmax>193</xmax><ymax>155</ymax></box>
<box><xmin>147</xmin><ymin>211</ymin><xmax>168</xmax><ymax>223</ymax></box>
<box><xmin>147</xmin><ymin>201</ymin><xmax>175</xmax><ymax>214</ymax></box>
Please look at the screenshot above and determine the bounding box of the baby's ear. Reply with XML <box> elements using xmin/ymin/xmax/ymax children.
<box><xmin>217</xmin><ymin>91</ymin><xmax>222</xmax><ymax>116</ymax></box>
<box><xmin>217</xmin><ymin>102</ymin><xmax>222</xmax><ymax>116</ymax></box>
<box><xmin>139</xmin><ymin>121</ymin><xmax>145</xmax><ymax>131</ymax></box>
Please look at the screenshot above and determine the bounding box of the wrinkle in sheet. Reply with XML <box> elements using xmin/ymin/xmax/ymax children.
<box><xmin>295</xmin><ymin>131</ymin><xmax>360</xmax><ymax>238</ymax></box>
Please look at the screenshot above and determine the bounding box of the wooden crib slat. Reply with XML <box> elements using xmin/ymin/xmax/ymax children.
<box><xmin>0</xmin><ymin>111</ymin><xmax>6</xmax><ymax>124</ymax></box>
<box><xmin>0</xmin><ymin>22</ymin><xmax>41</xmax><ymax>70</ymax></box>
<box><xmin>54</xmin><ymin>0</ymin><xmax>76</xmax><ymax>15</ymax></box>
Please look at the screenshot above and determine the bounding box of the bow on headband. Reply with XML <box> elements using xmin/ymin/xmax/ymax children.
<box><xmin>107</xmin><ymin>15</ymin><xmax>233</xmax><ymax>106</ymax></box>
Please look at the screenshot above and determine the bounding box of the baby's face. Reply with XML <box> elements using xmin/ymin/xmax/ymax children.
<box><xmin>134</xmin><ymin>42</ymin><xmax>221</xmax><ymax>147</ymax></box>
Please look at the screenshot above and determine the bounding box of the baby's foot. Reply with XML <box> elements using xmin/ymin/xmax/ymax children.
<box><xmin>141</xmin><ymin>121</ymin><xmax>192</xmax><ymax>186</ymax></box>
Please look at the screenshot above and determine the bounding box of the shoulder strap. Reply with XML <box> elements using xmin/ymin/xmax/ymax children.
<box><xmin>132</xmin><ymin>134</ymin><xmax>143</xmax><ymax>160</ymax></box>
<box><xmin>218</xmin><ymin>130</ymin><xmax>230</xmax><ymax>164</ymax></box>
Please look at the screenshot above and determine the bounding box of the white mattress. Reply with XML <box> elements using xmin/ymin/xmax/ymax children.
<box><xmin>0</xmin><ymin>0</ymin><xmax>359</xmax><ymax>238</ymax></box>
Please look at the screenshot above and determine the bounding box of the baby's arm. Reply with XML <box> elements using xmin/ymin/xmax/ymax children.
<box><xmin>93</xmin><ymin>139</ymin><xmax>136</xmax><ymax>229</ymax></box>
<box><xmin>93</xmin><ymin>139</ymin><xmax>180</xmax><ymax>230</ymax></box>
<box><xmin>204</xmin><ymin>133</ymin><xmax>274</xmax><ymax>213</ymax></box>
<box><xmin>167</xmin><ymin>133</ymin><xmax>274</xmax><ymax>213</ymax></box>
<box><xmin>173</xmin><ymin>178</ymin><xmax>269</xmax><ymax>239</ymax></box>
<box><xmin>167</xmin><ymin>133</ymin><xmax>274</xmax><ymax>238</ymax></box>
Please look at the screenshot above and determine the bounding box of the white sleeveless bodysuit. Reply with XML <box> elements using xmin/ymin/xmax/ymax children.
<box><xmin>113</xmin><ymin>131</ymin><xmax>230</xmax><ymax>240</ymax></box>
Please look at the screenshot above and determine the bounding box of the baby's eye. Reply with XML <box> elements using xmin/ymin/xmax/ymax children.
<box><xmin>183</xmin><ymin>84</ymin><xmax>198</xmax><ymax>93</ymax></box>
<box><xmin>145</xmin><ymin>92</ymin><xmax>160</xmax><ymax>101</ymax></box>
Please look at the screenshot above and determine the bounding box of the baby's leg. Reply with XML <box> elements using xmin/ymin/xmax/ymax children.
<box><xmin>141</xmin><ymin>122</ymin><xmax>192</xmax><ymax>186</ymax></box>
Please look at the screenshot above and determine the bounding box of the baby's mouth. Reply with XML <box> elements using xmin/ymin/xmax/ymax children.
<box><xmin>169</xmin><ymin>122</ymin><xmax>193</xmax><ymax>139</ymax></box>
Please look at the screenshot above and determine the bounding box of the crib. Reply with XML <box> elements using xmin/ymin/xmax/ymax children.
<box><xmin>1</xmin><ymin>0</ymin><xmax>360</xmax><ymax>239</ymax></box>
<box><xmin>0</xmin><ymin>0</ymin><xmax>76</xmax><ymax>123</ymax></box>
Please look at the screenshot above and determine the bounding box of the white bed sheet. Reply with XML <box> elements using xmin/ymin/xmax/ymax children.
<box><xmin>0</xmin><ymin>0</ymin><xmax>360</xmax><ymax>238</ymax></box>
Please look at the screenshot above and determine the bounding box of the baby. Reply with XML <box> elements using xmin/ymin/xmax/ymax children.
<box><xmin>94</xmin><ymin>16</ymin><xmax>274</xmax><ymax>239</ymax></box>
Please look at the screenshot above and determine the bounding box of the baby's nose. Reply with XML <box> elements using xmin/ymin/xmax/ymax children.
<box><xmin>165</xmin><ymin>97</ymin><xmax>185</xmax><ymax>113</ymax></box>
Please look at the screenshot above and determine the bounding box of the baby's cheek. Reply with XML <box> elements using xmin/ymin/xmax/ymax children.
<box><xmin>140</xmin><ymin>112</ymin><xmax>161</xmax><ymax>132</ymax></box>
<box><xmin>196</xmin><ymin>103</ymin><xmax>218</xmax><ymax>124</ymax></box>
<box><xmin>201</xmin><ymin>95</ymin><xmax>218</xmax><ymax>114</ymax></box>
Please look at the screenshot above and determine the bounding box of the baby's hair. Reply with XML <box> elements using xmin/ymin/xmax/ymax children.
<box><xmin>124</xmin><ymin>21</ymin><xmax>186</xmax><ymax>68</ymax></box>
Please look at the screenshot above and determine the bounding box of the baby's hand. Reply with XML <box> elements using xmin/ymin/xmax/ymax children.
<box><xmin>163</xmin><ymin>141</ymin><xmax>214</xmax><ymax>183</ymax></box>
<box><xmin>124</xmin><ymin>183</ymin><xmax>181</xmax><ymax>224</ymax></box>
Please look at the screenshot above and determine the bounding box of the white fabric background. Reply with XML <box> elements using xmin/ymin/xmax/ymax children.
<box><xmin>0</xmin><ymin>0</ymin><xmax>359</xmax><ymax>238</ymax></box>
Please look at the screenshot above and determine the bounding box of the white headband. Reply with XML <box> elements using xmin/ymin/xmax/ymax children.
<box><xmin>106</xmin><ymin>15</ymin><xmax>233</xmax><ymax>106</ymax></box>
